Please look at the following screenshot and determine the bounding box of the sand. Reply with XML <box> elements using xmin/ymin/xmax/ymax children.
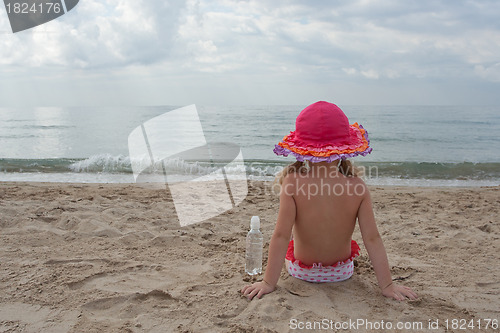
<box><xmin>0</xmin><ymin>181</ymin><xmax>499</xmax><ymax>333</ymax></box>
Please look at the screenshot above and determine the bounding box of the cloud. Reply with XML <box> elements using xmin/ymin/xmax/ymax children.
<box><xmin>343</xmin><ymin>68</ymin><xmax>357</xmax><ymax>75</ymax></box>
<box><xmin>172</xmin><ymin>0</ymin><xmax>500</xmax><ymax>82</ymax></box>
<box><xmin>474</xmin><ymin>63</ymin><xmax>500</xmax><ymax>82</ymax></box>
<box><xmin>0</xmin><ymin>0</ymin><xmax>186</xmax><ymax>68</ymax></box>
<box><xmin>0</xmin><ymin>0</ymin><xmax>499</xmax><ymax>105</ymax></box>
<box><xmin>361</xmin><ymin>70</ymin><xmax>379</xmax><ymax>80</ymax></box>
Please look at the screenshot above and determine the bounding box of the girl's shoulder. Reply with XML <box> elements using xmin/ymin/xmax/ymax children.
<box><xmin>344</xmin><ymin>175</ymin><xmax>370</xmax><ymax>198</ymax></box>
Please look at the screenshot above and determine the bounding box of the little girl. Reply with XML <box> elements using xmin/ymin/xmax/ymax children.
<box><xmin>241</xmin><ymin>101</ymin><xmax>417</xmax><ymax>301</ymax></box>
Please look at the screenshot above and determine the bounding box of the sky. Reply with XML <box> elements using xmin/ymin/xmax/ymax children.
<box><xmin>1</xmin><ymin>0</ymin><xmax>499</xmax><ymax>106</ymax></box>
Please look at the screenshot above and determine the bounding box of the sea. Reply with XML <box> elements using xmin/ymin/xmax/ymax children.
<box><xmin>1</xmin><ymin>105</ymin><xmax>499</xmax><ymax>187</ymax></box>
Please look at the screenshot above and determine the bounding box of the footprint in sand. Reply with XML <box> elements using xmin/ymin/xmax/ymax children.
<box><xmin>81</xmin><ymin>290</ymin><xmax>180</xmax><ymax>321</ymax></box>
<box><xmin>64</xmin><ymin>260</ymin><xmax>211</xmax><ymax>294</ymax></box>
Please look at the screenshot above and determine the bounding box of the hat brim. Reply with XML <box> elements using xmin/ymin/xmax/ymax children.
<box><xmin>273</xmin><ymin>123</ymin><xmax>372</xmax><ymax>162</ymax></box>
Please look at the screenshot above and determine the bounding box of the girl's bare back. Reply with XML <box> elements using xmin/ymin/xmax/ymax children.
<box><xmin>285</xmin><ymin>162</ymin><xmax>365</xmax><ymax>266</ymax></box>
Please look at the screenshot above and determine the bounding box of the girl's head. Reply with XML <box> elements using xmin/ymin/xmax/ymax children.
<box><xmin>273</xmin><ymin>101</ymin><xmax>371</xmax><ymax>183</ymax></box>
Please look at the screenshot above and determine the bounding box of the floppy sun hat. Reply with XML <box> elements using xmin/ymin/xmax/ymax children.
<box><xmin>273</xmin><ymin>101</ymin><xmax>372</xmax><ymax>162</ymax></box>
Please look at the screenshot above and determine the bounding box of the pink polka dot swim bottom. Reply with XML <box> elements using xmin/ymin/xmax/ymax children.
<box><xmin>285</xmin><ymin>239</ymin><xmax>360</xmax><ymax>283</ymax></box>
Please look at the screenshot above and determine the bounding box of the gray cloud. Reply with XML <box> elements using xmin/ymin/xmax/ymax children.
<box><xmin>1</xmin><ymin>0</ymin><xmax>186</xmax><ymax>68</ymax></box>
<box><xmin>0</xmin><ymin>0</ymin><xmax>499</xmax><ymax>106</ymax></box>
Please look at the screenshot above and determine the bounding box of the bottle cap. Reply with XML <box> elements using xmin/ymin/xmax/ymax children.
<box><xmin>250</xmin><ymin>216</ymin><xmax>260</xmax><ymax>229</ymax></box>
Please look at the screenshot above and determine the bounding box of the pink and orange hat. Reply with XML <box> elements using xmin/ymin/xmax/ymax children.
<box><xmin>273</xmin><ymin>101</ymin><xmax>372</xmax><ymax>162</ymax></box>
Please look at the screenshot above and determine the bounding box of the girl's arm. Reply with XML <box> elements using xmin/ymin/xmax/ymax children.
<box><xmin>241</xmin><ymin>176</ymin><xmax>296</xmax><ymax>300</ymax></box>
<box><xmin>357</xmin><ymin>183</ymin><xmax>418</xmax><ymax>301</ymax></box>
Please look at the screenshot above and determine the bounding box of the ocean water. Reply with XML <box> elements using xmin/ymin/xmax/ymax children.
<box><xmin>0</xmin><ymin>105</ymin><xmax>499</xmax><ymax>186</ymax></box>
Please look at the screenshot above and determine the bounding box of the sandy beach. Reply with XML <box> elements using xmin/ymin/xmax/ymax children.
<box><xmin>0</xmin><ymin>181</ymin><xmax>498</xmax><ymax>332</ymax></box>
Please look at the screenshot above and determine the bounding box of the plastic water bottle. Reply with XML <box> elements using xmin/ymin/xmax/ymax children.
<box><xmin>245</xmin><ymin>216</ymin><xmax>263</xmax><ymax>275</ymax></box>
